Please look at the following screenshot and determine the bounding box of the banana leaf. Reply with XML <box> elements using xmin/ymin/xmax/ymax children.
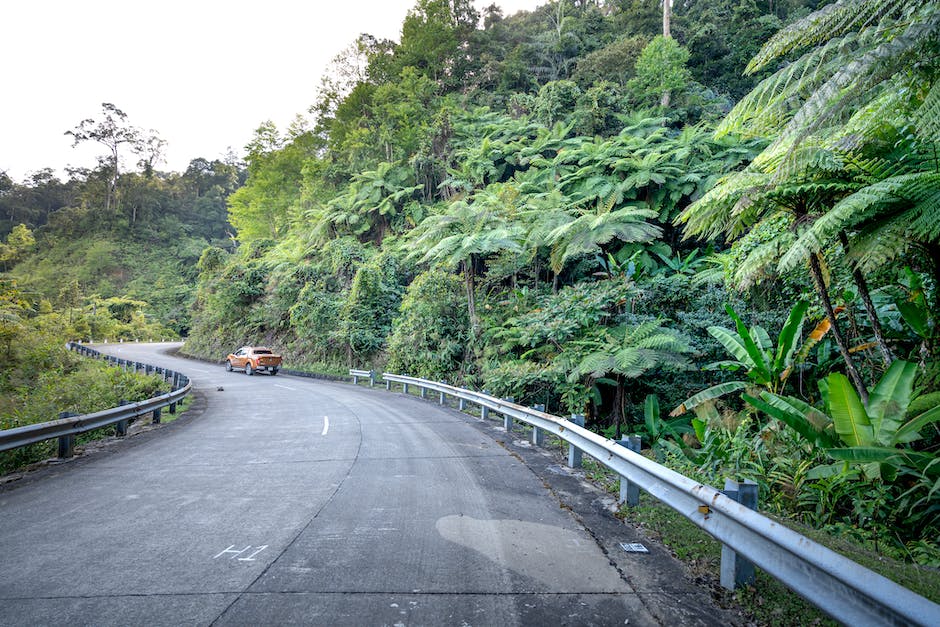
<box><xmin>773</xmin><ymin>300</ymin><xmax>808</xmax><ymax>376</ymax></box>
<box><xmin>750</xmin><ymin>324</ymin><xmax>773</xmax><ymax>354</ymax></box>
<box><xmin>868</xmin><ymin>360</ymin><xmax>917</xmax><ymax>441</ymax></box>
<box><xmin>744</xmin><ymin>393</ymin><xmax>835</xmax><ymax>448</ymax></box>
<box><xmin>724</xmin><ymin>304</ymin><xmax>773</xmax><ymax>384</ymax></box>
<box><xmin>806</xmin><ymin>462</ymin><xmax>856</xmax><ymax>480</ymax></box>
<box><xmin>706</xmin><ymin>326</ymin><xmax>753</xmax><ymax>366</ymax></box>
<box><xmin>827</xmin><ymin>373</ymin><xmax>874</xmax><ymax>447</ymax></box>
<box><xmin>827</xmin><ymin>447</ymin><xmax>939</xmax><ymax>476</ymax></box>
<box><xmin>796</xmin><ymin>314</ymin><xmax>833</xmax><ymax>362</ymax></box>
<box><xmin>895</xmin><ymin>405</ymin><xmax>940</xmax><ymax>444</ymax></box>
<box><xmin>670</xmin><ymin>380</ymin><xmax>747</xmax><ymax>416</ymax></box>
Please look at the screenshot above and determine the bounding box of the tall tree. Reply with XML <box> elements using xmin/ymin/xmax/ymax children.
<box><xmin>65</xmin><ymin>103</ymin><xmax>159</xmax><ymax>217</ymax></box>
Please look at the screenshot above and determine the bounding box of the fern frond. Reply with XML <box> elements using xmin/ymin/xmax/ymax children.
<box><xmin>778</xmin><ymin>11</ymin><xmax>940</xmax><ymax>151</ymax></box>
<box><xmin>677</xmin><ymin>171</ymin><xmax>769</xmax><ymax>240</ymax></box>
<box><xmin>734</xmin><ymin>230</ymin><xmax>796</xmax><ymax>289</ymax></box>
<box><xmin>914</xmin><ymin>80</ymin><xmax>940</xmax><ymax>143</ymax></box>
<box><xmin>746</xmin><ymin>0</ymin><xmax>919</xmax><ymax>74</ymax></box>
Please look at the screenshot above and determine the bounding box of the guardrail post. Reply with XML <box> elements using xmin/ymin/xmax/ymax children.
<box><xmin>352</xmin><ymin>372</ymin><xmax>359</xmax><ymax>385</ymax></box>
<box><xmin>531</xmin><ymin>404</ymin><xmax>545</xmax><ymax>446</ymax></box>
<box><xmin>369</xmin><ymin>370</ymin><xmax>376</xmax><ymax>387</ymax></box>
<box><xmin>386</xmin><ymin>378</ymin><xmax>392</xmax><ymax>391</ymax></box>
<box><xmin>420</xmin><ymin>386</ymin><xmax>427</xmax><ymax>399</ymax></box>
<box><xmin>567</xmin><ymin>414</ymin><xmax>585</xmax><ymax>468</ymax></box>
<box><xmin>458</xmin><ymin>397</ymin><xmax>467</xmax><ymax>411</ymax></box>
<box><xmin>57</xmin><ymin>412</ymin><xmax>77</xmax><ymax>458</ymax></box>
<box><xmin>116</xmin><ymin>401</ymin><xmax>129</xmax><ymax>436</ymax></box>
<box><xmin>152</xmin><ymin>404</ymin><xmax>162</xmax><ymax>424</ymax></box>
<box><xmin>503</xmin><ymin>397</ymin><xmax>514</xmax><ymax>432</ymax></box>
<box><xmin>616</xmin><ymin>436</ymin><xmax>642</xmax><ymax>506</ymax></box>
<box><xmin>403</xmin><ymin>382</ymin><xmax>409</xmax><ymax>394</ymax></box>
<box><xmin>720</xmin><ymin>479</ymin><xmax>758</xmax><ymax>590</ymax></box>
<box><xmin>168</xmin><ymin>373</ymin><xmax>179</xmax><ymax>414</ymax></box>
<box><xmin>439</xmin><ymin>384</ymin><xmax>446</xmax><ymax>405</ymax></box>
<box><xmin>481</xmin><ymin>390</ymin><xmax>489</xmax><ymax>420</ymax></box>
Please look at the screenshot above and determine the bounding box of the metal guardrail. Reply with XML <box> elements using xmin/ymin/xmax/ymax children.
<box><xmin>365</xmin><ymin>372</ymin><xmax>940</xmax><ymax>627</ymax></box>
<box><xmin>0</xmin><ymin>343</ymin><xmax>192</xmax><ymax>458</ymax></box>
<box><xmin>349</xmin><ymin>369</ymin><xmax>375</xmax><ymax>386</ymax></box>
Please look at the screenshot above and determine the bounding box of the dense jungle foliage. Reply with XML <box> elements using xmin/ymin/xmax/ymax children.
<box><xmin>3</xmin><ymin>0</ymin><xmax>939</xmax><ymax>568</ymax></box>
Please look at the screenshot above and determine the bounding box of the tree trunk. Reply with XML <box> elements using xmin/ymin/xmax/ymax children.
<box><xmin>838</xmin><ymin>231</ymin><xmax>892</xmax><ymax>367</ymax></box>
<box><xmin>464</xmin><ymin>261</ymin><xmax>478</xmax><ymax>339</ymax></box>
<box><xmin>614</xmin><ymin>374</ymin><xmax>625</xmax><ymax>439</ymax></box>
<box><xmin>809</xmin><ymin>252</ymin><xmax>869</xmax><ymax>403</ymax></box>
<box><xmin>662</xmin><ymin>0</ymin><xmax>671</xmax><ymax>37</ymax></box>
<box><xmin>661</xmin><ymin>0</ymin><xmax>672</xmax><ymax>108</ymax></box>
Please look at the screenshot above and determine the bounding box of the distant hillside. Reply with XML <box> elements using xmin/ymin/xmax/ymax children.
<box><xmin>3</xmin><ymin>158</ymin><xmax>243</xmax><ymax>335</ymax></box>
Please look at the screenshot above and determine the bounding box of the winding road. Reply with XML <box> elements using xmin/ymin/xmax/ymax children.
<box><xmin>0</xmin><ymin>343</ymin><xmax>734</xmax><ymax>626</ymax></box>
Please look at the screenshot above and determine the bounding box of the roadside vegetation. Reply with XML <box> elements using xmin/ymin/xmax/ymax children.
<box><xmin>2</xmin><ymin>0</ymin><xmax>937</xmax><ymax>613</ymax></box>
<box><xmin>0</xmin><ymin>307</ymin><xmax>171</xmax><ymax>473</ymax></box>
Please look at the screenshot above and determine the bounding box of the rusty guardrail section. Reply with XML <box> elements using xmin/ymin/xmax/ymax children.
<box><xmin>373</xmin><ymin>372</ymin><xmax>940</xmax><ymax>627</ymax></box>
<box><xmin>0</xmin><ymin>342</ymin><xmax>191</xmax><ymax>457</ymax></box>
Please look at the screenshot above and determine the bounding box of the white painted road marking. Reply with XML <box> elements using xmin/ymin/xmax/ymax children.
<box><xmin>322</xmin><ymin>416</ymin><xmax>330</xmax><ymax>436</ymax></box>
<box><xmin>186</xmin><ymin>367</ymin><xmax>209</xmax><ymax>373</ymax></box>
<box><xmin>274</xmin><ymin>384</ymin><xmax>297</xmax><ymax>391</ymax></box>
<box><xmin>214</xmin><ymin>545</ymin><xmax>268</xmax><ymax>561</ymax></box>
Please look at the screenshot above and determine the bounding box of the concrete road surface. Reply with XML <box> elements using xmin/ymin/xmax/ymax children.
<box><xmin>0</xmin><ymin>342</ymin><xmax>737</xmax><ymax>626</ymax></box>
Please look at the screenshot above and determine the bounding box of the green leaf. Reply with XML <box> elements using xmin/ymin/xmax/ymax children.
<box><xmin>896</xmin><ymin>300</ymin><xmax>929</xmax><ymax>338</ymax></box>
<box><xmin>724</xmin><ymin>304</ymin><xmax>772</xmax><ymax>384</ymax></box>
<box><xmin>827</xmin><ymin>373</ymin><xmax>874</xmax><ymax>447</ymax></box>
<box><xmin>826</xmin><ymin>447</ymin><xmax>939</xmax><ymax>475</ymax></box>
<box><xmin>744</xmin><ymin>392</ymin><xmax>835</xmax><ymax>448</ymax></box>
<box><xmin>868</xmin><ymin>360</ymin><xmax>917</xmax><ymax>442</ymax></box>
<box><xmin>773</xmin><ymin>300</ymin><xmax>808</xmax><ymax>376</ymax></box>
<box><xmin>707</xmin><ymin>326</ymin><xmax>753</xmax><ymax>367</ymax></box>
<box><xmin>806</xmin><ymin>462</ymin><xmax>854</xmax><ymax>480</ymax></box>
<box><xmin>895</xmin><ymin>404</ymin><xmax>940</xmax><ymax>444</ymax></box>
<box><xmin>750</xmin><ymin>324</ymin><xmax>773</xmax><ymax>354</ymax></box>
<box><xmin>644</xmin><ymin>393</ymin><xmax>660</xmax><ymax>437</ymax></box>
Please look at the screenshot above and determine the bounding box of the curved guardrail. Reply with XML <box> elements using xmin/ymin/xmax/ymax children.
<box><xmin>375</xmin><ymin>372</ymin><xmax>940</xmax><ymax>627</ymax></box>
<box><xmin>0</xmin><ymin>343</ymin><xmax>192</xmax><ymax>457</ymax></box>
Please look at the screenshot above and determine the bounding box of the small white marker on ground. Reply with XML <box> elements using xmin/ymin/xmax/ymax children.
<box><xmin>322</xmin><ymin>416</ymin><xmax>330</xmax><ymax>436</ymax></box>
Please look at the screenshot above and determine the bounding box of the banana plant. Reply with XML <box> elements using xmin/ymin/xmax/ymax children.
<box><xmin>744</xmin><ymin>360</ymin><xmax>940</xmax><ymax>480</ymax></box>
<box><xmin>671</xmin><ymin>300</ymin><xmax>812</xmax><ymax>416</ymax></box>
<box><xmin>640</xmin><ymin>394</ymin><xmax>694</xmax><ymax>461</ymax></box>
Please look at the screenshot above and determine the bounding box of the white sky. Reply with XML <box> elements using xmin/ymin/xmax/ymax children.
<box><xmin>1</xmin><ymin>0</ymin><xmax>544</xmax><ymax>182</ymax></box>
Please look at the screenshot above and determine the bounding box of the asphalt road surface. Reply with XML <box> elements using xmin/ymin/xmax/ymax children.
<box><xmin>0</xmin><ymin>343</ymin><xmax>735</xmax><ymax>626</ymax></box>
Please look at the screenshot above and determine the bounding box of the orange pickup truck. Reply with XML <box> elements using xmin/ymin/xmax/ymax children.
<box><xmin>225</xmin><ymin>346</ymin><xmax>282</xmax><ymax>376</ymax></box>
